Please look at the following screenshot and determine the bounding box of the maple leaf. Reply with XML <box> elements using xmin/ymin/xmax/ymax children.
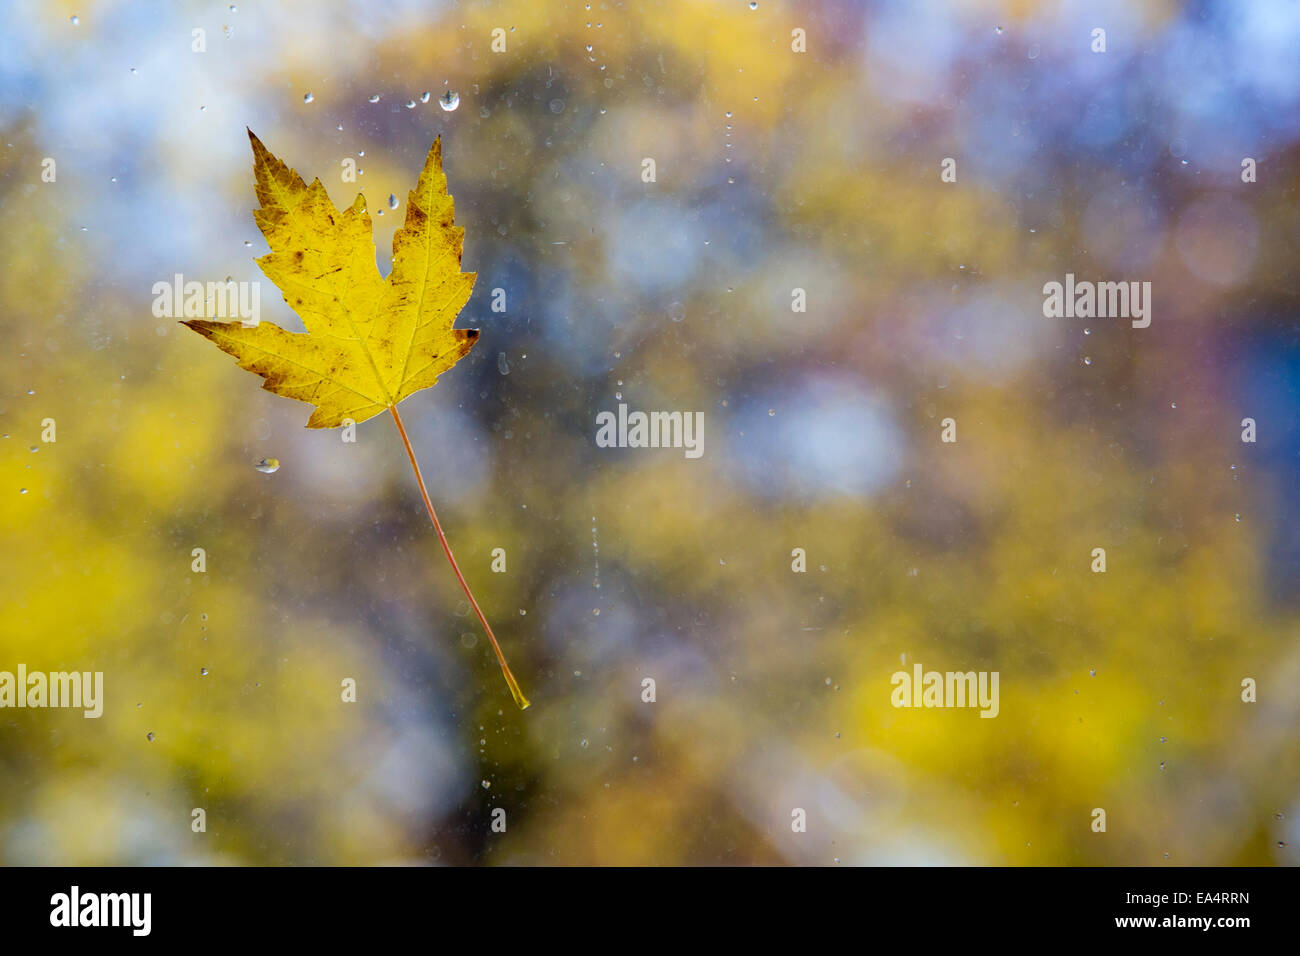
<box><xmin>183</xmin><ymin>132</ymin><xmax>528</xmax><ymax>710</ymax></box>
<box><xmin>183</xmin><ymin>129</ymin><xmax>478</xmax><ymax>429</ymax></box>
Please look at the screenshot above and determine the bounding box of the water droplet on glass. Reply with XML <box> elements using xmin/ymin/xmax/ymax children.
<box><xmin>549</xmin><ymin>98</ymin><xmax>565</xmax><ymax>113</ymax></box>
<box><xmin>481</xmin><ymin>780</ymin><xmax>491</xmax><ymax>789</ymax></box>
<box><xmin>439</xmin><ymin>90</ymin><xmax>460</xmax><ymax>111</ymax></box>
<box><xmin>1083</xmin><ymin>327</ymin><xmax>1091</xmax><ymax>335</ymax></box>
<box><xmin>420</xmin><ymin>91</ymin><xmax>431</xmax><ymax>103</ymax></box>
<box><xmin>1083</xmin><ymin>356</ymin><xmax>1092</xmax><ymax>366</ymax></box>
<box><xmin>406</xmin><ymin>99</ymin><xmax>416</xmax><ymax>109</ymax></box>
<box><xmin>497</xmin><ymin>352</ymin><xmax>510</xmax><ymax>375</ymax></box>
<box><xmin>748</xmin><ymin>1</ymin><xmax>758</xmax><ymax>9</ymax></box>
<box><xmin>303</xmin><ymin>92</ymin><xmax>314</xmax><ymax>104</ymax></box>
<box><xmin>580</xmin><ymin>738</ymin><xmax>590</xmax><ymax>748</ymax></box>
<box><xmin>592</xmin><ymin>608</ymin><xmax>600</xmax><ymax>616</ymax></box>
<box><xmin>146</xmin><ymin>732</ymin><xmax>155</xmax><ymax>742</ymax></box>
<box><xmin>200</xmin><ymin>667</ymin><xmax>209</xmax><ymax>676</ymax></box>
<box><xmin>460</xmin><ymin>632</ymin><xmax>478</xmax><ymax>648</ymax></box>
<box><xmin>368</xmin><ymin>94</ymin><xmax>380</xmax><ymax>103</ymax></box>
<box><xmin>19</xmin><ymin>488</ymin><xmax>27</xmax><ymax>495</ymax></box>
<box><xmin>71</xmin><ymin>15</ymin><xmax>80</xmax><ymax>25</ymax></box>
<box><xmin>668</xmin><ymin>301</ymin><xmax>686</xmax><ymax>323</ymax></box>
<box><xmin>995</xmin><ymin>25</ymin><xmax>1003</xmax><ymax>34</ymax></box>
<box><xmin>254</xmin><ymin>457</ymin><xmax>280</xmax><ymax>474</ymax></box>
<box><xmin>388</xmin><ymin>193</ymin><xmax>398</xmax><ymax>210</ymax></box>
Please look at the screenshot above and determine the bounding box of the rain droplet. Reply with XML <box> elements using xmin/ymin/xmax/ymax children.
<box><xmin>146</xmin><ymin>732</ymin><xmax>155</xmax><ymax>742</ymax></box>
<box><xmin>19</xmin><ymin>488</ymin><xmax>27</xmax><ymax>495</ymax></box>
<box><xmin>748</xmin><ymin>1</ymin><xmax>758</xmax><ymax>8</ymax></box>
<box><xmin>592</xmin><ymin>608</ymin><xmax>600</xmax><ymax>616</ymax></box>
<box><xmin>70</xmin><ymin>14</ymin><xmax>80</xmax><ymax>25</ymax></box>
<box><xmin>460</xmin><ymin>632</ymin><xmax>478</xmax><ymax>648</ymax></box>
<box><xmin>420</xmin><ymin>91</ymin><xmax>431</xmax><ymax>103</ymax></box>
<box><xmin>200</xmin><ymin>667</ymin><xmax>209</xmax><ymax>676</ymax></box>
<box><xmin>1089</xmin><ymin>668</ymin><xmax>1096</xmax><ymax>677</ymax></box>
<box><xmin>497</xmin><ymin>352</ymin><xmax>510</xmax><ymax>375</ymax></box>
<box><xmin>406</xmin><ymin>99</ymin><xmax>416</xmax><ymax>109</ymax></box>
<box><xmin>439</xmin><ymin>90</ymin><xmax>460</xmax><ymax>111</ymax></box>
<box><xmin>388</xmin><ymin>193</ymin><xmax>398</xmax><ymax>210</ymax></box>
<box><xmin>254</xmin><ymin>457</ymin><xmax>280</xmax><ymax>474</ymax></box>
<box><xmin>480</xmin><ymin>780</ymin><xmax>491</xmax><ymax>789</ymax></box>
<box><xmin>1083</xmin><ymin>356</ymin><xmax>1092</xmax><ymax>366</ymax></box>
<box><xmin>368</xmin><ymin>94</ymin><xmax>380</xmax><ymax>103</ymax></box>
<box><xmin>303</xmin><ymin>92</ymin><xmax>314</xmax><ymax>104</ymax></box>
<box><xmin>668</xmin><ymin>301</ymin><xmax>686</xmax><ymax>323</ymax></box>
<box><xmin>768</xmin><ymin>409</ymin><xmax>775</xmax><ymax>416</ymax></box>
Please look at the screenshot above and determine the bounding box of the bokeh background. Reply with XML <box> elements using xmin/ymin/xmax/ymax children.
<box><xmin>1</xmin><ymin>0</ymin><xmax>1298</xmax><ymax>865</ymax></box>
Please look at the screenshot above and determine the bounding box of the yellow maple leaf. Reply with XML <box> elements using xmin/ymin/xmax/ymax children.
<box><xmin>184</xmin><ymin>129</ymin><xmax>478</xmax><ymax>429</ymax></box>
<box><xmin>184</xmin><ymin>131</ymin><xmax>528</xmax><ymax>710</ymax></box>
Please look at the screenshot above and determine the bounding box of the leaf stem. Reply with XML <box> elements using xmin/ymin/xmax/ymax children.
<box><xmin>389</xmin><ymin>405</ymin><xmax>530</xmax><ymax>710</ymax></box>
